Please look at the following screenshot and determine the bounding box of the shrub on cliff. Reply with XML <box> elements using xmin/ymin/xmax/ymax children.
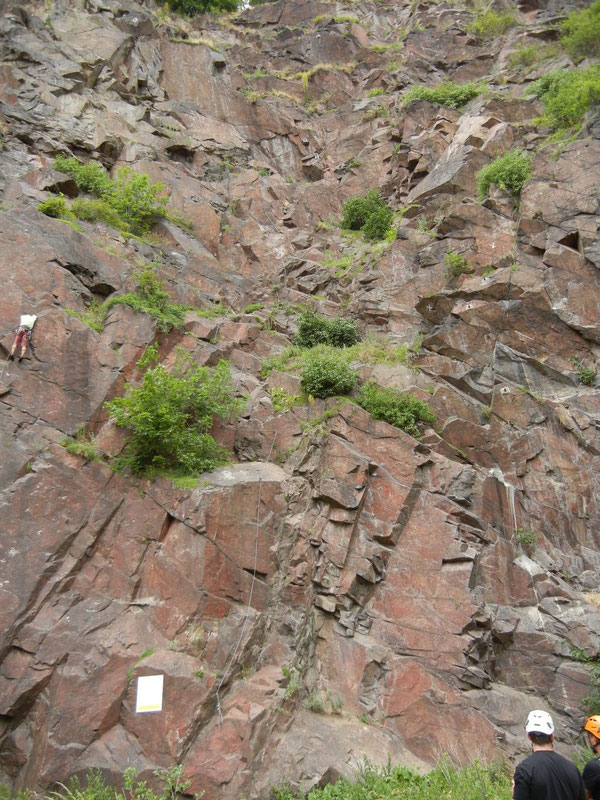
<box><xmin>476</xmin><ymin>149</ymin><xmax>532</xmax><ymax>200</ymax></box>
<box><xmin>356</xmin><ymin>382</ymin><xmax>435</xmax><ymax>440</ymax></box>
<box><xmin>297</xmin><ymin>310</ymin><xmax>360</xmax><ymax>349</ymax></box>
<box><xmin>467</xmin><ymin>9</ymin><xmax>517</xmax><ymax>40</ymax></box>
<box><xmin>561</xmin><ymin>0</ymin><xmax>600</xmax><ymax>61</ymax></box>
<box><xmin>341</xmin><ymin>190</ymin><xmax>393</xmax><ymax>242</ymax></box>
<box><xmin>105</xmin><ymin>267</ymin><xmax>188</xmax><ymax>333</ymax></box>
<box><xmin>166</xmin><ymin>0</ymin><xmax>239</xmax><ymax>15</ymax></box>
<box><xmin>105</xmin><ymin>344</ymin><xmax>242</xmax><ymax>476</ymax></box>
<box><xmin>528</xmin><ymin>66</ymin><xmax>600</xmax><ymax>134</ymax></box>
<box><xmin>53</xmin><ymin>156</ymin><xmax>168</xmax><ymax>234</ymax></box>
<box><xmin>403</xmin><ymin>80</ymin><xmax>483</xmax><ymax>109</ymax></box>
<box><xmin>300</xmin><ymin>351</ymin><xmax>358</xmax><ymax>398</ymax></box>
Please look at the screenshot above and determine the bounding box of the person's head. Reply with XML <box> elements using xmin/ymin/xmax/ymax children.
<box><xmin>584</xmin><ymin>715</ymin><xmax>600</xmax><ymax>753</ymax></box>
<box><xmin>526</xmin><ymin>710</ymin><xmax>554</xmax><ymax>749</ymax></box>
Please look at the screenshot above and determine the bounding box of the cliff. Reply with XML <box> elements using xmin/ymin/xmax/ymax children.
<box><xmin>1</xmin><ymin>0</ymin><xmax>600</xmax><ymax>797</ymax></box>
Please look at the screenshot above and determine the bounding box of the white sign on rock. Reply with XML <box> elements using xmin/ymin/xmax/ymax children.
<box><xmin>135</xmin><ymin>675</ymin><xmax>164</xmax><ymax>713</ymax></box>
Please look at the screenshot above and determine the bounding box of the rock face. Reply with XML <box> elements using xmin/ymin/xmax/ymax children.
<box><xmin>1</xmin><ymin>0</ymin><xmax>600</xmax><ymax>797</ymax></box>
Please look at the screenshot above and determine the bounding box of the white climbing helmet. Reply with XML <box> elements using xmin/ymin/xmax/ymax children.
<box><xmin>526</xmin><ymin>710</ymin><xmax>554</xmax><ymax>735</ymax></box>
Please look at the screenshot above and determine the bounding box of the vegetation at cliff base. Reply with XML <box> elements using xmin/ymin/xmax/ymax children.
<box><xmin>105</xmin><ymin>344</ymin><xmax>242</xmax><ymax>477</ymax></box>
<box><xmin>560</xmin><ymin>0</ymin><xmax>600</xmax><ymax>61</ymax></box>
<box><xmin>528</xmin><ymin>66</ymin><xmax>600</xmax><ymax>135</ymax></box>
<box><xmin>273</xmin><ymin>757</ymin><xmax>512</xmax><ymax>800</ymax></box>
<box><xmin>403</xmin><ymin>81</ymin><xmax>483</xmax><ymax>109</ymax></box>
<box><xmin>356</xmin><ymin>383</ymin><xmax>435</xmax><ymax>439</ymax></box>
<box><xmin>341</xmin><ymin>190</ymin><xmax>394</xmax><ymax>242</ymax></box>
<box><xmin>476</xmin><ymin>149</ymin><xmax>532</xmax><ymax>200</ymax></box>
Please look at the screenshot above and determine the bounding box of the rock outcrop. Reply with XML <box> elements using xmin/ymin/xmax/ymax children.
<box><xmin>1</xmin><ymin>0</ymin><xmax>600</xmax><ymax>797</ymax></box>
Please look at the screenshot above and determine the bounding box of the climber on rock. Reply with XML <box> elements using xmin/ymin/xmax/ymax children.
<box><xmin>8</xmin><ymin>314</ymin><xmax>37</xmax><ymax>362</ymax></box>
<box><xmin>513</xmin><ymin>710</ymin><xmax>586</xmax><ymax>800</ymax></box>
<box><xmin>583</xmin><ymin>716</ymin><xmax>600</xmax><ymax>800</ymax></box>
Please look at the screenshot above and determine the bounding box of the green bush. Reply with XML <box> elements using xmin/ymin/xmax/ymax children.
<box><xmin>38</xmin><ymin>195</ymin><xmax>72</xmax><ymax>219</ymax></box>
<box><xmin>297</xmin><ymin>311</ymin><xmax>360</xmax><ymax>349</ymax></box>
<box><xmin>356</xmin><ymin>382</ymin><xmax>435</xmax><ymax>439</ymax></box>
<box><xmin>403</xmin><ymin>80</ymin><xmax>483</xmax><ymax>109</ymax></box>
<box><xmin>467</xmin><ymin>9</ymin><xmax>516</xmax><ymax>40</ymax></box>
<box><xmin>327</xmin><ymin>316</ymin><xmax>361</xmax><ymax>347</ymax></box>
<box><xmin>362</xmin><ymin>205</ymin><xmax>394</xmax><ymax>241</ymax></box>
<box><xmin>528</xmin><ymin>66</ymin><xmax>600</xmax><ymax>134</ymax></box>
<box><xmin>341</xmin><ymin>190</ymin><xmax>393</xmax><ymax>241</ymax></box>
<box><xmin>444</xmin><ymin>250</ymin><xmax>469</xmax><ymax>279</ymax></box>
<box><xmin>105</xmin><ymin>345</ymin><xmax>242</xmax><ymax>476</ymax></box>
<box><xmin>297</xmin><ymin>310</ymin><xmax>330</xmax><ymax>348</ymax></box>
<box><xmin>106</xmin><ymin>167</ymin><xmax>167</xmax><ymax>234</ymax></box>
<box><xmin>105</xmin><ymin>268</ymin><xmax>188</xmax><ymax>333</ymax></box>
<box><xmin>54</xmin><ymin>155</ymin><xmax>113</xmax><ymax>196</ymax></box>
<box><xmin>476</xmin><ymin>149</ymin><xmax>532</xmax><ymax>200</ymax></box>
<box><xmin>53</xmin><ymin>156</ymin><xmax>168</xmax><ymax>234</ymax></box>
<box><xmin>341</xmin><ymin>189</ymin><xmax>384</xmax><ymax>230</ymax></box>
<box><xmin>71</xmin><ymin>198</ymin><xmax>130</xmax><ymax>232</ymax></box>
<box><xmin>167</xmin><ymin>0</ymin><xmax>239</xmax><ymax>14</ymax></box>
<box><xmin>561</xmin><ymin>0</ymin><xmax>600</xmax><ymax>61</ymax></box>
<box><xmin>300</xmin><ymin>352</ymin><xmax>358</xmax><ymax>398</ymax></box>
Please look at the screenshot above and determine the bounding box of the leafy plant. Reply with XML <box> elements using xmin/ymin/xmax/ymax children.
<box><xmin>403</xmin><ymin>80</ymin><xmax>483</xmax><ymax>109</ymax></box>
<box><xmin>71</xmin><ymin>198</ymin><xmax>131</xmax><ymax>233</ymax></box>
<box><xmin>300</xmin><ymin>352</ymin><xmax>358</xmax><ymax>399</ymax></box>
<box><xmin>362</xmin><ymin>106</ymin><xmax>388</xmax><ymax>122</ymax></box>
<box><xmin>515</xmin><ymin>527</ymin><xmax>540</xmax><ymax>556</ymax></box>
<box><xmin>561</xmin><ymin>0</ymin><xmax>600</xmax><ymax>61</ymax></box>
<box><xmin>270</xmin><ymin>757</ymin><xmax>512</xmax><ymax>800</ymax></box>
<box><xmin>362</xmin><ymin>205</ymin><xmax>394</xmax><ymax>241</ymax></box>
<box><xmin>38</xmin><ymin>195</ymin><xmax>73</xmax><ymax>219</ymax></box>
<box><xmin>166</xmin><ymin>0</ymin><xmax>239</xmax><ymax>14</ymax></box>
<box><xmin>341</xmin><ymin>190</ymin><xmax>393</xmax><ymax>242</ymax></box>
<box><xmin>476</xmin><ymin>149</ymin><xmax>532</xmax><ymax>200</ymax></box>
<box><xmin>61</xmin><ymin>426</ymin><xmax>100</xmax><ymax>462</ymax></box>
<box><xmin>54</xmin><ymin>155</ymin><xmax>112</xmax><ymax>195</ymax></box>
<box><xmin>46</xmin><ymin>766</ymin><xmax>191</xmax><ymax>800</ymax></box>
<box><xmin>367</xmin><ymin>88</ymin><xmax>385</xmax><ymax>97</ymax></box>
<box><xmin>571</xmin><ymin>645</ymin><xmax>600</xmax><ymax>713</ymax></box>
<box><xmin>356</xmin><ymin>383</ymin><xmax>435</xmax><ymax>439</ymax></box>
<box><xmin>327</xmin><ymin>316</ymin><xmax>361</xmax><ymax>347</ymax></box>
<box><xmin>268</xmin><ymin>387</ymin><xmax>303</xmax><ymax>412</ymax></box>
<box><xmin>444</xmin><ymin>250</ymin><xmax>470</xmax><ymax>279</ymax></box>
<box><xmin>467</xmin><ymin>9</ymin><xmax>517</xmax><ymax>40</ymax></box>
<box><xmin>297</xmin><ymin>311</ymin><xmax>360</xmax><ymax>349</ymax></box>
<box><xmin>53</xmin><ymin>157</ymin><xmax>168</xmax><ymax>235</ymax></box>
<box><xmin>105</xmin><ymin>268</ymin><xmax>188</xmax><ymax>333</ymax></box>
<box><xmin>105</xmin><ymin>345</ymin><xmax>242</xmax><ymax>476</ymax></box>
<box><xmin>304</xmin><ymin>690</ymin><xmax>327</xmax><ymax>713</ymax></box>
<box><xmin>283</xmin><ymin>669</ymin><xmax>301</xmax><ymax>701</ymax></box>
<box><xmin>571</xmin><ymin>357</ymin><xmax>596</xmax><ymax>386</ymax></box>
<box><xmin>528</xmin><ymin>66</ymin><xmax>600</xmax><ymax>135</ymax></box>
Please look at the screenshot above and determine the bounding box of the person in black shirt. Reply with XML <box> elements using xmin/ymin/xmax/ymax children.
<box><xmin>513</xmin><ymin>710</ymin><xmax>586</xmax><ymax>800</ymax></box>
<box><xmin>583</xmin><ymin>715</ymin><xmax>600</xmax><ymax>800</ymax></box>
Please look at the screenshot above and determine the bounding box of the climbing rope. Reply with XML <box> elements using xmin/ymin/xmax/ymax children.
<box><xmin>215</xmin><ymin>476</ymin><xmax>262</xmax><ymax>726</ymax></box>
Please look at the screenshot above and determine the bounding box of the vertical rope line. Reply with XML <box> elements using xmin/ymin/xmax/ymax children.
<box><xmin>215</xmin><ymin>477</ymin><xmax>262</xmax><ymax>725</ymax></box>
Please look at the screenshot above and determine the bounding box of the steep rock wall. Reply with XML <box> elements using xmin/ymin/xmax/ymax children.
<box><xmin>1</xmin><ymin>0</ymin><xmax>600</xmax><ymax>796</ymax></box>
